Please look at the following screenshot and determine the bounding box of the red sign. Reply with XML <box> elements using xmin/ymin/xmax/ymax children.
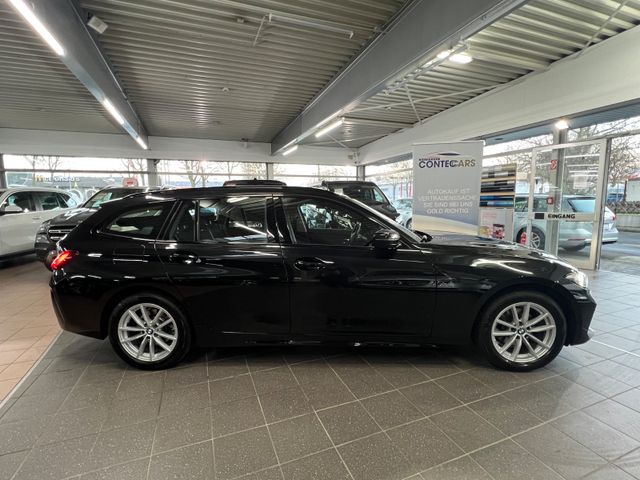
<box><xmin>550</xmin><ymin>159</ymin><xmax>558</xmax><ymax>170</ymax></box>
<box><xmin>546</xmin><ymin>196</ymin><xmax>554</xmax><ymax>205</ymax></box>
<box><xmin>123</xmin><ymin>177</ymin><xmax>139</xmax><ymax>187</ymax></box>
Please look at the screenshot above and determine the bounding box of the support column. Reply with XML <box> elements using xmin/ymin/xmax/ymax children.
<box><xmin>0</xmin><ymin>154</ymin><xmax>6</xmax><ymax>189</ymax></box>
<box><xmin>266</xmin><ymin>163</ymin><xmax>274</xmax><ymax>180</ymax></box>
<box><xmin>147</xmin><ymin>159</ymin><xmax>160</xmax><ymax>187</ymax></box>
<box><xmin>356</xmin><ymin>165</ymin><xmax>366</xmax><ymax>181</ymax></box>
<box><xmin>546</xmin><ymin>128</ymin><xmax>568</xmax><ymax>255</ymax></box>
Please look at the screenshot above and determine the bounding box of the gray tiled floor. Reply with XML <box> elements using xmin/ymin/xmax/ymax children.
<box><xmin>1</xmin><ymin>266</ymin><xmax>640</xmax><ymax>479</ymax></box>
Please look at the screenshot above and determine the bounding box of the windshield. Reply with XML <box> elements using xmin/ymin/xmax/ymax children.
<box><xmin>568</xmin><ymin>197</ymin><xmax>595</xmax><ymax>213</ymax></box>
<box><xmin>393</xmin><ymin>199</ymin><xmax>412</xmax><ymax>210</ymax></box>
<box><xmin>84</xmin><ymin>188</ymin><xmax>144</xmax><ymax>208</ymax></box>
<box><xmin>334</xmin><ymin>185</ymin><xmax>388</xmax><ymax>205</ymax></box>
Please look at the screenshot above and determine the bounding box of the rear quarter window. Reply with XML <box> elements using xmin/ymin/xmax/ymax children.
<box><xmin>102</xmin><ymin>203</ymin><xmax>171</xmax><ymax>239</ymax></box>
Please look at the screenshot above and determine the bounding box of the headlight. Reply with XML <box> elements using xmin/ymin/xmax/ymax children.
<box><xmin>565</xmin><ymin>270</ymin><xmax>589</xmax><ymax>289</ymax></box>
<box><xmin>37</xmin><ymin>221</ymin><xmax>50</xmax><ymax>234</ymax></box>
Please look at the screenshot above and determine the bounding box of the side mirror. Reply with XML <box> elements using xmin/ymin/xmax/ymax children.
<box><xmin>371</xmin><ymin>229</ymin><xmax>402</xmax><ymax>252</ymax></box>
<box><xmin>0</xmin><ymin>205</ymin><xmax>24</xmax><ymax>215</ymax></box>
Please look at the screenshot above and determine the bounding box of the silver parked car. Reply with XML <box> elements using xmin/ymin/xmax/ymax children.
<box><xmin>392</xmin><ymin>197</ymin><xmax>413</xmax><ymax>229</ymax></box>
<box><xmin>514</xmin><ymin>195</ymin><xmax>618</xmax><ymax>251</ymax></box>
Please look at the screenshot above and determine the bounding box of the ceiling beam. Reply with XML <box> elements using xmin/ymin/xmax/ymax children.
<box><xmin>270</xmin><ymin>0</ymin><xmax>530</xmax><ymax>154</ymax></box>
<box><xmin>8</xmin><ymin>0</ymin><xmax>148</xmax><ymax>149</ymax></box>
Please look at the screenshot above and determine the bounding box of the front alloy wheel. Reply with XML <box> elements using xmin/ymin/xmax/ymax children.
<box><xmin>491</xmin><ymin>302</ymin><xmax>556</xmax><ymax>364</ymax></box>
<box><xmin>478</xmin><ymin>291</ymin><xmax>566</xmax><ymax>371</ymax></box>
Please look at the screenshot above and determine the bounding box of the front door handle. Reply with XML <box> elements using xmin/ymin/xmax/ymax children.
<box><xmin>294</xmin><ymin>257</ymin><xmax>333</xmax><ymax>271</ymax></box>
<box><xmin>169</xmin><ymin>252</ymin><xmax>200</xmax><ymax>265</ymax></box>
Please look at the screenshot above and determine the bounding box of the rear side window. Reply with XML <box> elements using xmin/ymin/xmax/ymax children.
<box><xmin>103</xmin><ymin>204</ymin><xmax>170</xmax><ymax>239</ymax></box>
<box><xmin>35</xmin><ymin>192</ymin><xmax>66</xmax><ymax>211</ymax></box>
<box><xmin>198</xmin><ymin>196</ymin><xmax>273</xmax><ymax>243</ymax></box>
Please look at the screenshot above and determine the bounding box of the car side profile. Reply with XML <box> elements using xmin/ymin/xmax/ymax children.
<box><xmin>50</xmin><ymin>186</ymin><xmax>596</xmax><ymax>371</ymax></box>
<box><xmin>0</xmin><ymin>187</ymin><xmax>76</xmax><ymax>260</ymax></box>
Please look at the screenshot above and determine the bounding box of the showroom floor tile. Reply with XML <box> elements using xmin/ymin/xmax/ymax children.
<box><xmin>1</xmin><ymin>263</ymin><xmax>640</xmax><ymax>479</ymax></box>
<box><xmin>0</xmin><ymin>258</ymin><xmax>60</xmax><ymax>401</ymax></box>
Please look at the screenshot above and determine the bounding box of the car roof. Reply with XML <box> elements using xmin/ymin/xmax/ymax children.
<box><xmin>322</xmin><ymin>181</ymin><xmax>376</xmax><ymax>186</ymax></box>
<box><xmin>2</xmin><ymin>186</ymin><xmax>71</xmax><ymax>194</ymax></box>
<box><xmin>129</xmin><ymin>185</ymin><xmax>349</xmax><ymax>201</ymax></box>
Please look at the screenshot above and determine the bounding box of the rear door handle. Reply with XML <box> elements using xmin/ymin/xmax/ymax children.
<box><xmin>169</xmin><ymin>252</ymin><xmax>200</xmax><ymax>265</ymax></box>
<box><xmin>294</xmin><ymin>257</ymin><xmax>333</xmax><ymax>271</ymax></box>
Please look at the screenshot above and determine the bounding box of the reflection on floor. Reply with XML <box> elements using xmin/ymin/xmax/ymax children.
<box><xmin>0</xmin><ymin>256</ymin><xmax>59</xmax><ymax>400</ymax></box>
<box><xmin>1</xmin><ymin>264</ymin><xmax>640</xmax><ymax>479</ymax></box>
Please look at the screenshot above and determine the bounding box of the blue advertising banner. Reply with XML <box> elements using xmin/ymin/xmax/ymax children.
<box><xmin>412</xmin><ymin>141</ymin><xmax>484</xmax><ymax>234</ymax></box>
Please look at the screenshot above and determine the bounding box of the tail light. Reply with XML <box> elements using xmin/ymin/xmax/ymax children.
<box><xmin>51</xmin><ymin>250</ymin><xmax>77</xmax><ymax>270</ymax></box>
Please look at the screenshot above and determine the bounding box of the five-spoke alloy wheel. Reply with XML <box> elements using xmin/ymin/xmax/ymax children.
<box><xmin>109</xmin><ymin>294</ymin><xmax>191</xmax><ymax>369</ymax></box>
<box><xmin>477</xmin><ymin>291</ymin><xmax>566</xmax><ymax>371</ymax></box>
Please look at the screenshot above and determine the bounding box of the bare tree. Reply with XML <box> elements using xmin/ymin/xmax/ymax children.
<box><xmin>179</xmin><ymin>160</ymin><xmax>209</xmax><ymax>187</ymax></box>
<box><xmin>26</xmin><ymin>155</ymin><xmax>64</xmax><ymax>184</ymax></box>
<box><xmin>120</xmin><ymin>158</ymin><xmax>148</xmax><ymax>186</ymax></box>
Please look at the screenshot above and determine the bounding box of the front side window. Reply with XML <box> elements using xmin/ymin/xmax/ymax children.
<box><xmin>104</xmin><ymin>204</ymin><xmax>169</xmax><ymax>239</ymax></box>
<box><xmin>198</xmin><ymin>196</ymin><xmax>273</xmax><ymax>243</ymax></box>
<box><xmin>2</xmin><ymin>192</ymin><xmax>36</xmax><ymax>212</ymax></box>
<box><xmin>282</xmin><ymin>197</ymin><xmax>383</xmax><ymax>246</ymax></box>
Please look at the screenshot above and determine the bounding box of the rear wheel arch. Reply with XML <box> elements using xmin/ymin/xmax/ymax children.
<box><xmin>100</xmin><ymin>286</ymin><xmax>189</xmax><ymax>338</ymax></box>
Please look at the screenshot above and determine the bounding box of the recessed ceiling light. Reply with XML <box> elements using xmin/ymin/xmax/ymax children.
<box><xmin>449</xmin><ymin>52</ymin><xmax>473</xmax><ymax>64</ymax></box>
<box><xmin>555</xmin><ymin>119</ymin><xmax>569</xmax><ymax>130</ymax></box>
<box><xmin>315</xmin><ymin>118</ymin><xmax>344</xmax><ymax>138</ymax></box>
<box><xmin>282</xmin><ymin>145</ymin><xmax>298</xmax><ymax>156</ymax></box>
<box><xmin>135</xmin><ymin>136</ymin><xmax>148</xmax><ymax>150</ymax></box>
<box><xmin>437</xmin><ymin>49</ymin><xmax>451</xmax><ymax>60</ymax></box>
<box><xmin>9</xmin><ymin>0</ymin><xmax>65</xmax><ymax>56</ymax></box>
<box><xmin>102</xmin><ymin>98</ymin><xmax>125</xmax><ymax>125</ymax></box>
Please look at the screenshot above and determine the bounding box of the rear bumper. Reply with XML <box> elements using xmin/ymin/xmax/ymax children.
<box><xmin>50</xmin><ymin>275</ymin><xmax>105</xmax><ymax>339</ymax></box>
<box><xmin>34</xmin><ymin>235</ymin><xmax>56</xmax><ymax>262</ymax></box>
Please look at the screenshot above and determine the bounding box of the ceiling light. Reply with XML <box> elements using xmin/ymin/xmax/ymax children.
<box><xmin>282</xmin><ymin>145</ymin><xmax>298</xmax><ymax>156</ymax></box>
<box><xmin>135</xmin><ymin>136</ymin><xmax>148</xmax><ymax>150</ymax></box>
<box><xmin>555</xmin><ymin>119</ymin><xmax>569</xmax><ymax>130</ymax></box>
<box><xmin>437</xmin><ymin>50</ymin><xmax>452</xmax><ymax>60</ymax></box>
<box><xmin>449</xmin><ymin>52</ymin><xmax>473</xmax><ymax>64</ymax></box>
<box><xmin>9</xmin><ymin>0</ymin><xmax>65</xmax><ymax>56</ymax></box>
<box><xmin>102</xmin><ymin>98</ymin><xmax>125</xmax><ymax>125</ymax></box>
<box><xmin>315</xmin><ymin>118</ymin><xmax>344</xmax><ymax>138</ymax></box>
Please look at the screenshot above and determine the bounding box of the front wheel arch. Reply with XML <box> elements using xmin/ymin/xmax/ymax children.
<box><xmin>471</xmin><ymin>282</ymin><xmax>576</xmax><ymax>347</ymax></box>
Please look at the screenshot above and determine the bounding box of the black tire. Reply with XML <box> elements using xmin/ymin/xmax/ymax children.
<box><xmin>108</xmin><ymin>293</ymin><xmax>192</xmax><ymax>370</ymax></box>
<box><xmin>517</xmin><ymin>228</ymin><xmax>545</xmax><ymax>249</ymax></box>
<box><xmin>476</xmin><ymin>291</ymin><xmax>566</xmax><ymax>372</ymax></box>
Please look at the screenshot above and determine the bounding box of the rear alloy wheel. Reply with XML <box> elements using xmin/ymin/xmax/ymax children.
<box><xmin>109</xmin><ymin>295</ymin><xmax>191</xmax><ymax>369</ymax></box>
<box><xmin>477</xmin><ymin>292</ymin><xmax>566</xmax><ymax>371</ymax></box>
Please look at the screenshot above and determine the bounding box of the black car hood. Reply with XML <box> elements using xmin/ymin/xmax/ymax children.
<box><xmin>46</xmin><ymin>207</ymin><xmax>98</xmax><ymax>227</ymax></box>
<box><xmin>427</xmin><ymin>232</ymin><xmax>557</xmax><ymax>259</ymax></box>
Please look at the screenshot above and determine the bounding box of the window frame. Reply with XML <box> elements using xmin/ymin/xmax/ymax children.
<box><xmin>276</xmin><ymin>194</ymin><xmax>396</xmax><ymax>249</ymax></box>
<box><xmin>2</xmin><ymin>191</ymin><xmax>37</xmax><ymax>213</ymax></box>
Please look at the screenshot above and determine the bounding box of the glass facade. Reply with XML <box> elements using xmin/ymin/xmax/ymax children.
<box><xmin>364</xmin><ymin>159</ymin><xmax>412</xmax><ymax>201</ymax></box>
<box><xmin>273</xmin><ymin>163</ymin><xmax>357</xmax><ymax>187</ymax></box>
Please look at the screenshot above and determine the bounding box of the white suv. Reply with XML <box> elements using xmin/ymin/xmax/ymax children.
<box><xmin>0</xmin><ymin>187</ymin><xmax>76</xmax><ymax>260</ymax></box>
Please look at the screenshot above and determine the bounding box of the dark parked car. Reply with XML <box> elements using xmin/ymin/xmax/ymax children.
<box><xmin>50</xmin><ymin>186</ymin><xmax>595</xmax><ymax>371</ymax></box>
<box><xmin>318</xmin><ymin>181</ymin><xmax>399</xmax><ymax>220</ymax></box>
<box><xmin>35</xmin><ymin>186</ymin><xmax>149</xmax><ymax>269</ymax></box>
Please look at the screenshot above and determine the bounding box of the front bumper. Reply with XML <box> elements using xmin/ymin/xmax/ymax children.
<box><xmin>567</xmin><ymin>292</ymin><xmax>597</xmax><ymax>346</ymax></box>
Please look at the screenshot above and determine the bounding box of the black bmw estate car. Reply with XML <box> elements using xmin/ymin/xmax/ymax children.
<box><xmin>49</xmin><ymin>186</ymin><xmax>595</xmax><ymax>371</ymax></box>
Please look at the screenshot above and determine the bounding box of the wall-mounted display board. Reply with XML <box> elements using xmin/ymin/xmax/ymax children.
<box><xmin>480</xmin><ymin>164</ymin><xmax>517</xmax><ymax>208</ymax></box>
